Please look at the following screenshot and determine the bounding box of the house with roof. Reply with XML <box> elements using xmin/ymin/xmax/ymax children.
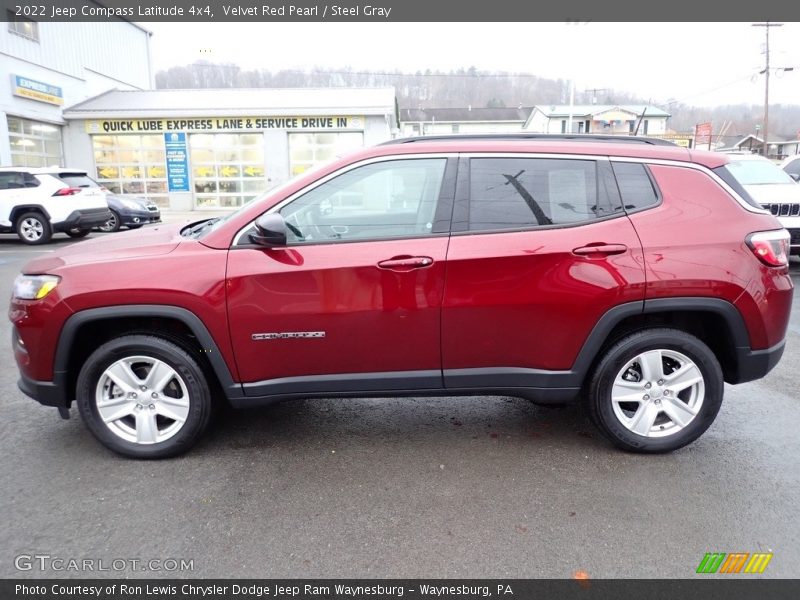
<box><xmin>524</xmin><ymin>104</ymin><xmax>670</xmax><ymax>136</ymax></box>
<box><xmin>400</xmin><ymin>106</ymin><xmax>533</xmax><ymax>137</ymax></box>
<box><xmin>720</xmin><ymin>134</ymin><xmax>800</xmax><ymax>160</ymax></box>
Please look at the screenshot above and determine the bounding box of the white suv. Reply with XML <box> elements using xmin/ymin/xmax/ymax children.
<box><xmin>723</xmin><ymin>153</ymin><xmax>800</xmax><ymax>255</ymax></box>
<box><xmin>0</xmin><ymin>167</ymin><xmax>112</xmax><ymax>245</ymax></box>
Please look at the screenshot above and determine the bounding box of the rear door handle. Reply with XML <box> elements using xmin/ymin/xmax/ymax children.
<box><xmin>377</xmin><ymin>256</ymin><xmax>434</xmax><ymax>271</ymax></box>
<box><xmin>572</xmin><ymin>243</ymin><xmax>628</xmax><ymax>256</ymax></box>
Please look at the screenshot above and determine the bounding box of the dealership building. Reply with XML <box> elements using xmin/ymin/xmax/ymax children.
<box><xmin>0</xmin><ymin>17</ymin><xmax>153</xmax><ymax>168</ymax></box>
<box><xmin>60</xmin><ymin>87</ymin><xmax>399</xmax><ymax>210</ymax></box>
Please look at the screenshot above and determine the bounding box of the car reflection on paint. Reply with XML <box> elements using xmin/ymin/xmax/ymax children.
<box><xmin>96</xmin><ymin>194</ymin><xmax>161</xmax><ymax>232</ymax></box>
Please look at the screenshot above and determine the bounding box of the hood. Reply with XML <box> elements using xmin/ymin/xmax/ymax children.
<box><xmin>22</xmin><ymin>223</ymin><xmax>185</xmax><ymax>274</ymax></box>
<box><xmin>743</xmin><ymin>183</ymin><xmax>800</xmax><ymax>204</ymax></box>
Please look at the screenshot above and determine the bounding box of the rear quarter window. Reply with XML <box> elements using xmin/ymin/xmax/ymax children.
<box><xmin>711</xmin><ymin>166</ymin><xmax>763</xmax><ymax>210</ymax></box>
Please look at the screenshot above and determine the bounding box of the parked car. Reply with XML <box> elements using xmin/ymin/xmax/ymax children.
<box><xmin>724</xmin><ymin>153</ymin><xmax>800</xmax><ymax>255</ymax></box>
<box><xmin>97</xmin><ymin>194</ymin><xmax>161</xmax><ymax>232</ymax></box>
<box><xmin>10</xmin><ymin>135</ymin><xmax>793</xmax><ymax>458</ymax></box>
<box><xmin>780</xmin><ymin>154</ymin><xmax>800</xmax><ymax>182</ymax></box>
<box><xmin>0</xmin><ymin>167</ymin><xmax>112</xmax><ymax>244</ymax></box>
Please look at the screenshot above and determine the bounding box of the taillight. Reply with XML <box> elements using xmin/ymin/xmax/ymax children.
<box><xmin>746</xmin><ymin>230</ymin><xmax>790</xmax><ymax>267</ymax></box>
<box><xmin>53</xmin><ymin>187</ymin><xmax>82</xmax><ymax>196</ymax></box>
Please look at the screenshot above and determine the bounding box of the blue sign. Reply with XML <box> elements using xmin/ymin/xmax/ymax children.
<box><xmin>164</xmin><ymin>132</ymin><xmax>190</xmax><ymax>192</ymax></box>
<box><xmin>13</xmin><ymin>74</ymin><xmax>63</xmax><ymax>105</ymax></box>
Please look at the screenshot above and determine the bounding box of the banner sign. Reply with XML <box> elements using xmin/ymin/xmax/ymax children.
<box><xmin>164</xmin><ymin>132</ymin><xmax>190</xmax><ymax>192</ymax></box>
<box><xmin>86</xmin><ymin>117</ymin><xmax>363</xmax><ymax>134</ymax></box>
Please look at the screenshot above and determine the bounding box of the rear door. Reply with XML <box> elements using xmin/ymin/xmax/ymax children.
<box><xmin>441</xmin><ymin>154</ymin><xmax>646</xmax><ymax>388</ymax></box>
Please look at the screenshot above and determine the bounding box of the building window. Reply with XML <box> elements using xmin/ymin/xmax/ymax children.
<box><xmin>92</xmin><ymin>135</ymin><xmax>169</xmax><ymax>207</ymax></box>
<box><xmin>7</xmin><ymin>11</ymin><xmax>39</xmax><ymax>41</ymax></box>
<box><xmin>561</xmin><ymin>120</ymin><xmax>567</xmax><ymax>133</ymax></box>
<box><xmin>643</xmin><ymin>120</ymin><xmax>649</xmax><ymax>135</ymax></box>
<box><xmin>190</xmin><ymin>133</ymin><xmax>266</xmax><ymax>209</ymax></box>
<box><xmin>7</xmin><ymin>116</ymin><xmax>62</xmax><ymax>167</ymax></box>
<box><xmin>578</xmin><ymin>122</ymin><xmax>584</xmax><ymax>133</ymax></box>
<box><xmin>629</xmin><ymin>121</ymin><xmax>635</xmax><ymax>133</ymax></box>
<box><xmin>452</xmin><ymin>124</ymin><xmax>460</xmax><ymax>134</ymax></box>
<box><xmin>288</xmin><ymin>132</ymin><xmax>364</xmax><ymax>177</ymax></box>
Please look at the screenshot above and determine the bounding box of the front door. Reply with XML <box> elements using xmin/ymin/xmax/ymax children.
<box><xmin>226</xmin><ymin>156</ymin><xmax>455</xmax><ymax>396</ymax></box>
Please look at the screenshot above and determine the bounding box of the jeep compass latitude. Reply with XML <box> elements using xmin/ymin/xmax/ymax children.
<box><xmin>10</xmin><ymin>135</ymin><xmax>793</xmax><ymax>457</ymax></box>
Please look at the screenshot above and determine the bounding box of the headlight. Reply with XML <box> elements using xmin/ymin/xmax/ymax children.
<box><xmin>13</xmin><ymin>275</ymin><xmax>61</xmax><ymax>300</ymax></box>
<box><xmin>120</xmin><ymin>199</ymin><xmax>144</xmax><ymax>210</ymax></box>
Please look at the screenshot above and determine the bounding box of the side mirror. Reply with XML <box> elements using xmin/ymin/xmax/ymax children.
<box><xmin>249</xmin><ymin>213</ymin><xmax>287</xmax><ymax>247</ymax></box>
<box><xmin>789</xmin><ymin>173</ymin><xmax>800</xmax><ymax>183</ymax></box>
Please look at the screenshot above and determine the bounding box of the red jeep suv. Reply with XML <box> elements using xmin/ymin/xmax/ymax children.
<box><xmin>9</xmin><ymin>135</ymin><xmax>793</xmax><ymax>458</ymax></box>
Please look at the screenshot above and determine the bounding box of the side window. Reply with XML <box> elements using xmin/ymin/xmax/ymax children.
<box><xmin>24</xmin><ymin>173</ymin><xmax>40</xmax><ymax>188</ymax></box>
<box><xmin>467</xmin><ymin>158</ymin><xmax>603</xmax><ymax>231</ymax></box>
<box><xmin>611</xmin><ymin>162</ymin><xmax>660</xmax><ymax>211</ymax></box>
<box><xmin>279</xmin><ymin>158</ymin><xmax>447</xmax><ymax>244</ymax></box>
<box><xmin>785</xmin><ymin>158</ymin><xmax>800</xmax><ymax>178</ymax></box>
<box><xmin>0</xmin><ymin>172</ymin><xmax>25</xmax><ymax>190</ymax></box>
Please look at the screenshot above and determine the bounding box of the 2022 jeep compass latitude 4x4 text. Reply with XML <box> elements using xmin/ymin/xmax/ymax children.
<box><xmin>9</xmin><ymin>135</ymin><xmax>793</xmax><ymax>458</ymax></box>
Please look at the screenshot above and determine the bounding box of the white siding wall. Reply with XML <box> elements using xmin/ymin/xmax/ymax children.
<box><xmin>1</xmin><ymin>22</ymin><xmax>151</xmax><ymax>90</ymax></box>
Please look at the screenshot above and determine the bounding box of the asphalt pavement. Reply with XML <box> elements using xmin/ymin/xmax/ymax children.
<box><xmin>0</xmin><ymin>228</ymin><xmax>798</xmax><ymax>579</ymax></box>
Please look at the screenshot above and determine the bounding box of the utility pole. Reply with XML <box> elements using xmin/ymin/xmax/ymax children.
<box><xmin>752</xmin><ymin>22</ymin><xmax>783</xmax><ymax>158</ymax></box>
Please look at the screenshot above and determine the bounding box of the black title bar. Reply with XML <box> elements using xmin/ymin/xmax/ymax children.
<box><xmin>2</xmin><ymin>0</ymin><xmax>800</xmax><ymax>22</ymax></box>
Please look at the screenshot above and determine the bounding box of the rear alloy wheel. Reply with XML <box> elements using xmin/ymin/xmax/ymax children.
<box><xmin>16</xmin><ymin>212</ymin><xmax>52</xmax><ymax>245</ymax></box>
<box><xmin>98</xmin><ymin>210</ymin><xmax>121</xmax><ymax>232</ymax></box>
<box><xmin>588</xmin><ymin>328</ymin><xmax>723</xmax><ymax>453</ymax></box>
<box><xmin>77</xmin><ymin>335</ymin><xmax>212</xmax><ymax>458</ymax></box>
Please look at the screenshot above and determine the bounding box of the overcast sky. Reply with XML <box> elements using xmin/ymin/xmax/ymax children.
<box><xmin>146</xmin><ymin>22</ymin><xmax>800</xmax><ymax>107</ymax></box>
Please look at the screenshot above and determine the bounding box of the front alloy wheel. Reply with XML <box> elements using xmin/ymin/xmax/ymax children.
<box><xmin>77</xmin><ymin>335</ymin><xmax>212</xmax><ymax>458</ymax></box>
<box><xmin>95</xmin><ymin>355</ymin><xmax>191</xmax><ymax>445</ymax></box>
<box><xmin>588</xmin><ymin>328</ymin><xmax>723</xmax><ymax>453</ymax></box>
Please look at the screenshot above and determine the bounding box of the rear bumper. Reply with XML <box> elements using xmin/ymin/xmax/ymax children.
<box><xmin>730</xmin><ymin>340</ymin><xmax>786</xmax><ymax>384</ymax></box>
<box><xmin>53</xmin><ymin>208</ymin><xmax>113</xmax><ymax>232</ymax></box>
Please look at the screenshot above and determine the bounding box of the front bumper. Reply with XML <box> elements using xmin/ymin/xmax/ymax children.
<box><xmin>18</xmin><ymin>371</ymin><xmax>68</xmax><ymax>408</ymax></box>
<box><xmin>119</xmin><ymin>208</ymin><xmax>161</xmax><ymax>227</ymax></box>
<box><xmin>53</xmin><ymin>208</ymin><xmax>113</xmax><ymax>232</ymax></box>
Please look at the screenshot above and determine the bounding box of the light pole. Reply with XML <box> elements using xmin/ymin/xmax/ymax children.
<box><xmin>752</xmin><ymin>22</ymin><xmax>782</xmax><ymax>157</ymax></box>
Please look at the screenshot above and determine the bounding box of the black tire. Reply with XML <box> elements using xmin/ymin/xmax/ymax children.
<box><xmin>76</xmin><ymin>335</ymin><xmax>213</xmax><ymax>458</ymax></box>
<box><xmin>66</xmin><ymin>228</ymin><xmax>91</xmax><ymax>238</ymax></box>
<box><xmin>15</xmin><ymin>211</ymin><xmax>52</xmax><ymax>245</ymax></box>
<box><xmin>587</xmin><ymin>328</ymin><xmax>723</xmax><ymax>453</ymax></box>
<box><xmin>97</xmin><ymin>210</ymin><xmax>121</xmax><ymax>233</ymax></box>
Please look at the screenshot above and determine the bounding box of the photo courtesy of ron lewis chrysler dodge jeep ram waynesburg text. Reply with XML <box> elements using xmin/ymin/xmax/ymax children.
<box><xmin>9</xmin><ymin>135</ymin><xmax>793</xmax><ymax>458</ymax></box>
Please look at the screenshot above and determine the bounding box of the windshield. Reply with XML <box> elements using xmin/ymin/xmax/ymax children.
<box><xmin>726</xmin><ymin>159</ymin><xmax>795</xmax><ymax>185</ymax></box>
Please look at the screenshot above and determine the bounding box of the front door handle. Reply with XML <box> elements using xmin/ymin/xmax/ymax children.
<box><xmin>377</xmin><ymin>255</ymin><xmax>434</xmax><ymax>272</ymax></box>
<box><xmin>572</xmin><ymin>243</ymin><xmax>628</xmax><ymax>256</ymax></box>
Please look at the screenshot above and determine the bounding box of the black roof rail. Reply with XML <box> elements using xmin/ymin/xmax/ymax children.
<box><xmin>381</xmin><ymin>134</ymin><xmax>677</xmax><ymax>147</ymax></box>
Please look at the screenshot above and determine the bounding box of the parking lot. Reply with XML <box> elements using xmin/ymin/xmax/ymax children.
<box><xmin>0</xmin><ymin>227</ymin><xmax>798</xmax><ymax>579</ymax></box>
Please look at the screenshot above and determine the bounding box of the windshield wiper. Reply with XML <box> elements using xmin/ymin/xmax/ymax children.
<box><xmin>183</xmin><ymin>218</ymin><xmax>220</xmax><ymax>238</ymax></box>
